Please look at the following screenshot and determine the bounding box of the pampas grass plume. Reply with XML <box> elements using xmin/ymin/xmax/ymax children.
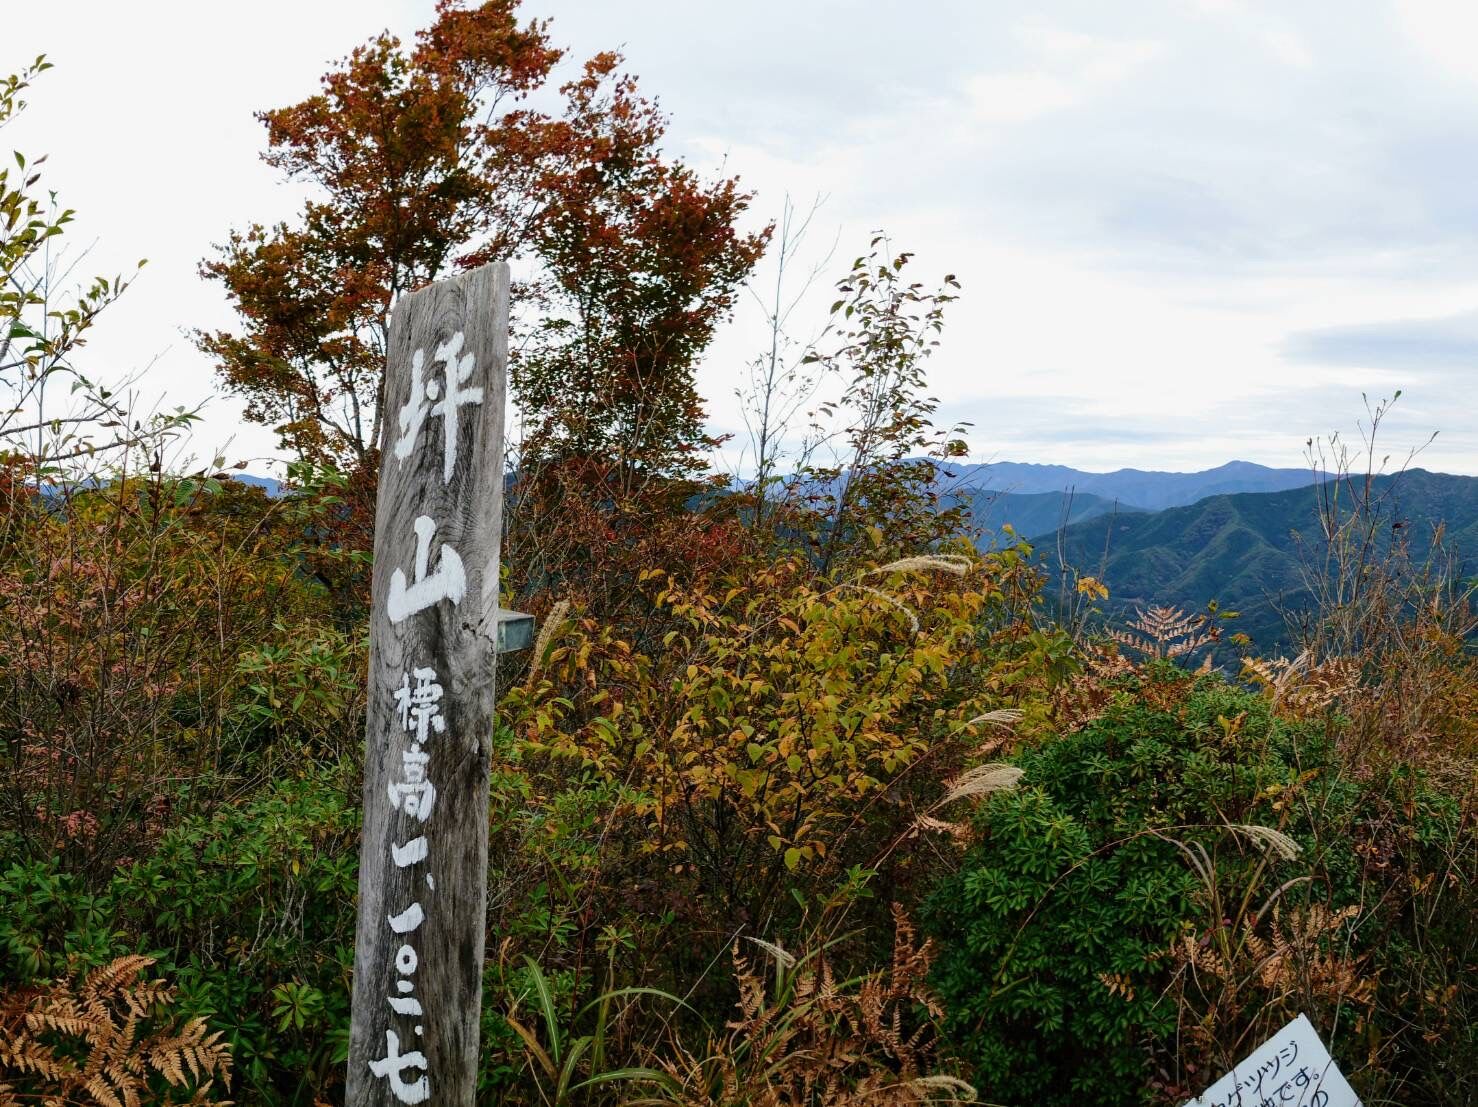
<box><xmin>940</xmin><ymin>763</ymin><xmax>1024</xmax><ymax>806</ymax></box>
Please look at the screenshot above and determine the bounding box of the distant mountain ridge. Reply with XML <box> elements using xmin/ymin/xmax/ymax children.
<box><xmin>231</xmin><ymin>460</ymin><xmax>1475</xmax><ymax>656</ymax></box>
<box><xmin>233</xmin><ymin>474</ymin><xmax>285</xmax><ymax>497</ymax></box>
<box><xmin>1035</xmin><ymin>468</ymin><xmax>1478</xmax><ymax>652</ymax></box>
<box><xmin>944</xmin><ymin>459</ymin><xmax>1317</xmax><ymax>511</ymax></box>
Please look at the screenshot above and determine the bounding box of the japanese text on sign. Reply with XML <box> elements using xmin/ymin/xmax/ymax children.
<box><xmin>368</xmin><ymin>328</ymin><xmax>483</xmax><ymax>1104</ymax></box>
<box><xmin>1182</xmin><ymin>1014</ymin><xmax>1361</xmax><ymax>1107</ymax></box>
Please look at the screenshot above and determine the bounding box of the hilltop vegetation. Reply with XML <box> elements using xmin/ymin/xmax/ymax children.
<box><xmin>2</xmin><ymin>8</ymin><xmax>1476</xmax><ymax>1107</ymax></box>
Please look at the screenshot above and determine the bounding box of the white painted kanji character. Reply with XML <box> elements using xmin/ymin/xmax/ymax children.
<box><xmin>386</xmin><ymin>515</ymin><xmax>465</xmax><ymax>624</ymax></box>
<box><xmin>388</xmin><ymin>740</ymin><xmax>436</xmax><ymax>821</ymax></box>
<box><xmin>391</xmin><ymin>330</ymin><xmax>483</xmax><ymax>482</ymax></box>
<box><xmin>392</xmin><ymin>349</ymin><xmax>433</xmax><ymax>464</ymax></box>
<box><xmin>429</xmin><ymin>331</ymin><xmax>483</xmax><ymax>483</ymax></box>
<box><xmin>387</xmin><ymin>901</ymin><xmax>424</xmax><ymax>934</ymax></box>
<box><xmin>387</xmin><ymin>993</ymin><xmax>423</xmax><ymax>1016</ymax></box>
<box><xmin>388</xmin><ymin>765</ymin><xmax>435</xmax><ymax>822</ymax></box>
<box><xmin>393</xmin><ymin>667</ymin><xmax>447</xmax><ymax>745</ymax></box>
<box><xmin>391</xmin><ymin>836</ymin><xmax>428</xmax><ymax>867</ymax></box>
<box><xmin>367</xmin><ymin>1030</ymin><xmax>429</xmax><ymax>1105</ymax></box>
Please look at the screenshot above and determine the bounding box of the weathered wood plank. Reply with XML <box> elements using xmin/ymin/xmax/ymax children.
<box><xmin>346</xmin><ymin>262</ymin><xmax>509</xmax><ymax>1106</ymax></box>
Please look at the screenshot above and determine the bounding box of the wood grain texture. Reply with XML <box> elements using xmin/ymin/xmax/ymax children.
<box><xmin>346</xmin><ymin>263</ymin><xmax>508</xmax><ymax>1107</ymax></box>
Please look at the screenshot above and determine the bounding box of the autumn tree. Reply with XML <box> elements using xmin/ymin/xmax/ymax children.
<box><xmin>199</xmin><ymin>0</ymin><xmax>560</xmax><ymax>466</ymax></box>
<box><xmin>493</xmin><ymin>53</ymin><xmax>769</xmax><ymax>626</ymax></box>
<box><xmin>507</xmin><ymin>54</ymin><xmax>769</xmax><ymax>482</ymax></box>
<box><xmin>202</xmin><ymin>0</ymin><xmax>767</xmax><ymax>477</ymax></box>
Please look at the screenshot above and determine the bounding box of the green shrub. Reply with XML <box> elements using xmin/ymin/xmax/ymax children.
<box><xmin>118</xmin><ymin>769</ymin><xmax>359</xmax><ymax>1100</ymax></box>
<box><xmin>926</xmin><ymin>667</ymin><xmax>1477</xmax><ymax>1105</ymax></box>
<box><xmin>0</xmin><ymin>861</ymin><xmax>124</xmax><ymax>982</ymax></box>
<box><xmin>0</xmin><ymin>768</ymin><xmax>359</xmax><ymax>1105</ymax></box>
<box><xmin>229</xmin><ymin>618</ymin><xmax>368</xmax><ymax>770</ymax></box>
<box><xmin>924</xmin><ymin>689</ymin><xmax>1206</xmax><ymax>1103</ymax></box>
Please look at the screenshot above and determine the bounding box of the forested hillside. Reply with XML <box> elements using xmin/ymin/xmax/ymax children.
<box><xmin>960</xmin><ymin>488</ymin><xmax>1142</xmax><ymax>547</ymax></box>
<box><xmin>1040</xmin><ymin>468</ymin><xmax>1478</xmax><ymax>651</ymax></box>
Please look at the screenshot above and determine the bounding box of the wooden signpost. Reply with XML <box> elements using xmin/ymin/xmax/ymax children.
<box><xmin>346</xmin><ymin>262</ymin><xmax>528</xmax><ymax>1106</ymax></box>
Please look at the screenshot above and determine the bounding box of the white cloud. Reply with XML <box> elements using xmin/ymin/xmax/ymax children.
<box><xmin>963</xmin><ymin>21</ymin><xmax>1163</xmax><ymax>126</ymax></box>
<box><xmin>1262</xmin><ymin>26</ymin><xmax>1314</xmax><ymax>69</ymax></box>
<box><xmin>1396</xmin><ymin>0</ymin><xmax>1478</xmax><ymax>83</ymax></box>
<box><xmin>964</xmin><ymin>72</ymin><xmax>1078</xmax><ymax>125</ymax></box>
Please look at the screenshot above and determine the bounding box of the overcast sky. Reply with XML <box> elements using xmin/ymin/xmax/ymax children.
<box><xmin>5</xmin><ymin>0</ymin><xmax>1478</xmax><ymax>476</ymax></box>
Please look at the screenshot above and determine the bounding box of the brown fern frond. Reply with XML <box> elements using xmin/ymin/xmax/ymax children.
<box><xmin>1111</xmin><ymin>605</ymin><xmax>1214</xmax><ymax>662</ymax></box>
<box><xmin>82</xmin><ymin>956</ymin><xmax>153</xmax><ymax>1003</ymax></box>
<box><xmin>83</xmin><ymin>1073</ymin><xmax>124</xmax><ymax>1107</ymax></box>
<box><xmin>1052</xmin><ymin>645</ymin><xmax>1132</xmax><ymax>732</ymax></box>
<box><xmin>0</xmin><ymin>958</ymin><xmax>231</xmax><ymax>1107</ymax></box>
<box><xmin>910</xmin><ymin>813</ymin><xmax>971</xmax><ymax>842</ymax></box>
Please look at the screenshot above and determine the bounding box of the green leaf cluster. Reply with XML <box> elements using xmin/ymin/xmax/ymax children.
<box><xmin>925</xmin><ymin>671</ymin><xmax>1476</xmax><ymax>1105</ymax></box>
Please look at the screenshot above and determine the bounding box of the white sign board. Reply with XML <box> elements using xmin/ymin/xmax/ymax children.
<box><xmin>1183</xmin><ymin>1014</ymin><xmax>1361</xmax><ymax>1107</ymax></box>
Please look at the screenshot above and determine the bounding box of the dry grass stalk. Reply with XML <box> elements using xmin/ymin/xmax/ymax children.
<box><xmin>640</xmin><ymin>906</ymin><xmax>973</xmax><ymax>1105</ymax></box>
<box><xmin>957</xmin><ymin>708</ymin><xmax>1022</xmax><ymax>759</ymax></box>
<box><xmin>523</xmin><ymin>597</ymin><xmax>571</xmax><ymax>689</ymax></box>
<box><xmin>939</xmin><ymin>764</ymin><xmax>1023</xmax><ymax>807</ymax></box>
<box><xmin>962</xmin><ymin>708</ymin><xmax>1022</xmax><ymax>728</ymax></box>
<box><xmin>913</xmin><ymin>762</ymin><xmax>1024</xmax><ymax>841</ymax></box>
<box><xmin>744</xmin><ymin>936</ymin><xmax>797</xmax><ymax>972</ymax></box>
<box><xmin>1226</xmin><ymin>823</ymin><xmax>1302</xmax><ymax>862</ymax></box>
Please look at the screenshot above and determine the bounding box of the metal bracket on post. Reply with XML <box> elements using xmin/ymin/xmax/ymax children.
<box><xmin>495</xmin><ymin>609</ymin><xmax>535</xmax><ymax>653</ymax></box>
